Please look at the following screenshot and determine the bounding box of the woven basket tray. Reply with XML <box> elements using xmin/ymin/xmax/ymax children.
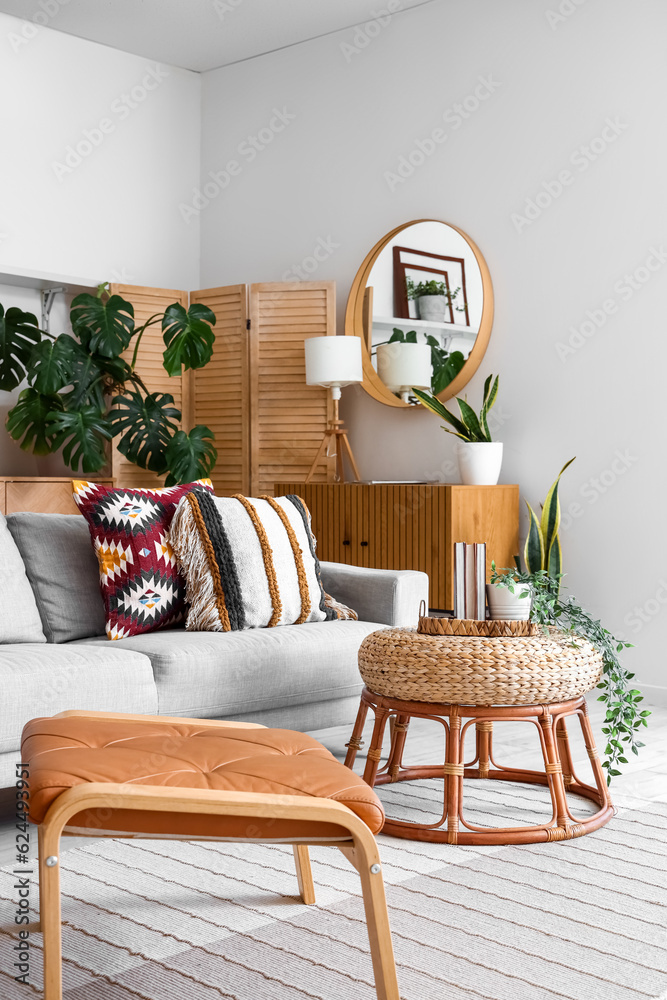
<box><xmin>418</xmin><ymin>615</ymin><xmax>538</xmax><ymax>638</ymax></box>
<box><xmin>358</xmin><ymin>626</ymin><xmax>603</xmax><ymax>706</ymax></box>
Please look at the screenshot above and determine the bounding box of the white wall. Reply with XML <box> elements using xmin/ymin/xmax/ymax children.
<box><xmin>0</xmin><ymin>12</ymin><xmax>201</xmax><ymax>473</ymax></box>
<box><xmin>199</xmin><ymin>0</ymin><xmax>667</xmax><ymax>701</ymax></box>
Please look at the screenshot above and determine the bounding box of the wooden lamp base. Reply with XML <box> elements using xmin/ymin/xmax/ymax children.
<box><xmin>305</xmin><ymin>396</ymin><xmax>361</xmax><ymax>483</ymax></box>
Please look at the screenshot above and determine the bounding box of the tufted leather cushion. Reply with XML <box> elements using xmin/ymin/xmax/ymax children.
<box><xmin>21</xmin><ymin>716</ymin><xmax>384</xmax><ymax>839</ymax></box>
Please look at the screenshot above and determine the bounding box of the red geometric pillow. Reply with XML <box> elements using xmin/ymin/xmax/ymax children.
<box><xmin>72</xmin><ymin>479</ymin><xmax>214</xmax><ymax>640</ymax></box>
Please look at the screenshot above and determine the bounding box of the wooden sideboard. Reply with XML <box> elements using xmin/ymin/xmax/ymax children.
<box><xmin>0</xmin><ymin>477</ymin><xmax>114</xmax><ymax>515</ymax></box>
<box><xmin>279</xmin><ymin>482</ymin><xmax>519</xmax><ymax>610</ymax></box>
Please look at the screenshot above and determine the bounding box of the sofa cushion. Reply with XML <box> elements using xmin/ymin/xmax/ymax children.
<box><xmin>70</xmin><ymin>620</ymin><xmax>381</xmax><ymax>718</ymax></box>
<box><xmin>6</xmin><ymin>513</ymin><xmax>106</xmax><ymax>643</ymax></box>
<box><xmin>0</xmin><ymin>512</ymin><xmax>46</xmax><ymax>644</ymax></box>
<box><xmin>72</xmin><ymin>479</ymin><xmax>214</xmax><ymax>641</ymax></box>
<box><xmin>0</xmin><ymin>643</ymin><xmax>157</xmax><ymax>754</ymax></box>
<box><xmin>170</xmin><ymin>491</ymin><xmax>356</xmax><ymax>632</ymax></box>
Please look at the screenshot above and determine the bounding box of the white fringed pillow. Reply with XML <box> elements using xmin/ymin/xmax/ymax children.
<box><xmin>170</xmin><ymin>491</ymin><xmax>357</xmax><ymax>631</ymax></box>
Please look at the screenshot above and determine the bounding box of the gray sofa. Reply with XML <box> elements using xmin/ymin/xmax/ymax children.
<box><xmin>0</xmin><ymin>510</ymin><xmax>428</xmax><ymax>787</ymax></box>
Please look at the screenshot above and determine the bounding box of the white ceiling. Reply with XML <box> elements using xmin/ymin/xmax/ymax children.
<box><xmin>0</xmin><ymin>0</ymin><xmax>435</xmax><ymax>72</ymax></box>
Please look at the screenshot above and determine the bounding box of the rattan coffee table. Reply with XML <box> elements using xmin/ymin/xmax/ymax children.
<box><xmin>344</xmin><ymin>627</ymin><xmax>615</xmax><ymax>845</ymax></box>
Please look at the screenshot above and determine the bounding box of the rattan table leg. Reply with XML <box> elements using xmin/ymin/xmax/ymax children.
<box><xmin>445</xmin><ymin>707</ymin><xmax>462</xmax><ymax>844</ymax></box>
<box><xmin>475</xmin><ymin>720</ymin><xmax>493</xmax><ymax>778</ymax></box>
<box><xmin>539</xmin><ymin>709</ymin><xmax>569</xmax><ymax>833</ymax></box>
<box><xmin>345</xmin><ymin>697</ymin><xmax>370</xmax><ymax>768</ymax></box>
<box><xmin>555</xmin><ymin>717</ymin><xmax>575</xmax><ymax>787</ymax></box>
<box><xmin>363</xmin><ymin>708</ymin><xmax>390</xmax><ymax>786</ymax></box>
<box><xmin>578</xmin><ymin>704</ymin><xmax>614</xmax><ymax>811</ymax></box>
<box><xmin>385</xmin><ymin>715</ymin><xmax>411</xmax><ymax>782</ymax></box>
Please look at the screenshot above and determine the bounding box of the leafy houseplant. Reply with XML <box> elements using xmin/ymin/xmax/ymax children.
<box><xmin>405</xmin><ymin>277</ymin><xmax>465</xmax><ymax>325</ymax></box>
<box><xmin>0</xmin><ymin>284</ymin><xmax>218</xmax><ymax>486</ymax></box>
<box><xmin>413</xmin><ymin>375</ymin><xmax>503</xmax><ymax>485</ymax></box>
<box><xmin>490</xmin><ymin>564</ymin><xmax>646</xmax><ymax>784</ymax></box>
<box><xmin>522</xmin><ymin>457</ymin><xmax>575</xmax><ymax>594</ymax></box>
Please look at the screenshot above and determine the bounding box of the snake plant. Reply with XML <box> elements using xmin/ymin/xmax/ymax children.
<box><xmin>412</xmin><ymin>374</ymin><xmax>499</xmax><ymax>442</ymax></box>
<box><xmin>523</xmin><ymin>458</ymin><xmax>575</xmax><ymax>589</ymax></box>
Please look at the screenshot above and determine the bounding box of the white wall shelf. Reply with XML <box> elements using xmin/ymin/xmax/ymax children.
<box><xmin>373</xmin><ymin>316</ymin><xmax>476</xmax><ymax>343</ymax></box>
<box><xmin>0</xmin><ymin>265</ymin><xmax>100</xmax><ymax>294</ymax></box>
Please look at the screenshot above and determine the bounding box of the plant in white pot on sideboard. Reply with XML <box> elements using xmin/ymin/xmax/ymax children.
<box><xmin>413</xmin><ymin>374</ymin><xmax>502</xmax><ymax>486</ymax></box>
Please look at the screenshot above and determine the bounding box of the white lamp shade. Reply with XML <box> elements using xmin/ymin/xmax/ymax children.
<box><xmin>376</xmin><ymin>342</ymin><xmax>432</xmax><ymax>393</ymax></box>
<box><xmin>304</xmin><ymin>335</ymin><xmax>363</xmax><ymax>388</ymax></box>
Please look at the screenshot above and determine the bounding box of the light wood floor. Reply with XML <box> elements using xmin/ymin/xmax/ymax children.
<box><xmin>1</xmin><ymin>696</ymin><xmax>665</xmax><ymax>867</ymax></box>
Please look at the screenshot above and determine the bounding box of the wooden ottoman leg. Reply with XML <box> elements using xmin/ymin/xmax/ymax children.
<box><xmin>386</xmin><ymin>715</ymin><xmax>410</xmax><ymax>782</ymax></box>
<box><xmin>475</xmin><ymin>720</ymin><xmax>493</xmax><ymax>778</ymax></box>
<box><xmin>38</xmin><ymin>824</ymin><xmax>63</xmax><ymax>1000</ymax></box>
<box><xmin>292</xmin><ymin>845</ymin><xmax>316</xmax><ymax>904</ymax></box>
<box><xmin>556</xmin><ymin>717</ymin><xmax>575</xmax><ymax>787</ymax></box>
<box><xmin>363</xmin><ymin>709</ymin><xmax>390</xmax><ymax>786</ymax></box>
<box><xmin>578</xmin><ymin>705</ymin><xmax>614</xmax><ymax>809</ymax></box>
<box><xmin>445</xmin><ymin>707</ymin><xmax>463</xmax><ymax>845</ymax></box>
<box><xmin>539</xmin><ymin>709</ymin><xmax>570</xmax><ymax>835</ymax></box>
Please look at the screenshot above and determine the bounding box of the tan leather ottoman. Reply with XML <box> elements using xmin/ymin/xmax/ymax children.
<box><xmin>20</xmin><ymin>710</ymin><xmax>399</xmax><ymax>1000</ymax></box>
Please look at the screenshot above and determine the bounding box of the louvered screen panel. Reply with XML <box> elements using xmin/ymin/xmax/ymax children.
<box><xmin>249</xmin><ymin>282</ymin><xmax>335</xmax><ymax>496</ymax></box>
<box><xmin>190</xmin><ymin>284</ymin><xmax>249</xmax><ymax>496</ymax></box>
<box><xmin>109</xmin><ymin>284</ymin><xmax>189</xmax><ymax>489</ymax></box>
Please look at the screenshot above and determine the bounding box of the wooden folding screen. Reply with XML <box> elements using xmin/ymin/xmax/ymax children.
<box><xmin>248</xmin><ymin>282</ymin><xmax>335</xmax><ymax>495</ymax></box>
<box><xmin>109</xmin><ymin>283</ymin><xmax>189</xmax><ymax>488</ymax></box>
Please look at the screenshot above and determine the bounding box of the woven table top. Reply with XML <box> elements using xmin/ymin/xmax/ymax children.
<box><xmin>358</xmin><ymin>626</ymin><xmax>604</xmax><ymax>706</ymax></box>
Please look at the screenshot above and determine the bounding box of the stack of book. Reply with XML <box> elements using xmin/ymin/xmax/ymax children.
<box><xmin>454</xmin><ymin>542</ymin><xmax>487</xmax><ymax>620</ymax></box>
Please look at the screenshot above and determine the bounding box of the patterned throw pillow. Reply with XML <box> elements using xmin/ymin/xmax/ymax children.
<box><xmin>170</xmin><ymin>491</ymin><xmax>357</xmax><ymax>631</ymax></box>
<box><xmin>72</xmin><ymin>479</ymin><xmax>214</xmax><ymax>640</ymax></box>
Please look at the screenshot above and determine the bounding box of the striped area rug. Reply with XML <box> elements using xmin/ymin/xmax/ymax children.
<box><xmin>1</xmin><ymin>780</ymin><xmax>666</xmax><ymax>1000</ymax></box>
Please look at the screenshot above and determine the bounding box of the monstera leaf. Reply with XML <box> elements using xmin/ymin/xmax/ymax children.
<box><xmin>46</xmin><ymin>406</ymin><xmax>110</xmax><ymax>473</ymax></box>
<box><xmin>70</xmin><ymin>293</ymin><xmax>135</xmax><ymax>358</ymax></box>
<box><xmin>162</xmin><ymin>303</ymin><xmax>216</xmax><ymax>376</ymax></box>
<box><xmin>431</xmin><ymin>350</ymin><xmax>465</xmax><ymax>395</ymax></box>
<box><xmin>163</xmin><ymin>425</ymin><xmax>217</xmax><ymax>486</ymax></box>
<box><xmin>6</xmin><ymin>388</ymin><xmax>63</xmax><ymax>455</ymax></box>
<box><xmin>110</xmin><ymin>390</ymin><xmax>181</xmax><ymax>474</ymax></box>
<box><xmin>0</xmin><ymin>305</ymin><xmax>41</xmax><ymax>391</ymax></box>
<box><xmin>28</xmin><ymin>339</ymin><xmax>72</xmax><ymax>394</ymax></box>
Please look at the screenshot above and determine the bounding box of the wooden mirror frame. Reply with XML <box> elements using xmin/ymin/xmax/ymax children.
<box><xmin>344</xmin><ymin>219</ymin><xmax>494</xmax><ymax>408</ymax></box>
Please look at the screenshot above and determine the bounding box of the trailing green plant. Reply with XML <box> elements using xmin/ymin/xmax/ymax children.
<box><xmin>490</xmin><ymin>565</ymin><xmax>646</xmax><ymax>784</ymax></box>
<box><xmin>521</xmin><ymin>457</ymin><xmax>575</xmax><ymax>595</ymax></box>
<box><xmin>0</xmin><ymin>283</ymin><xmax>217</xmax><ymax>486</ymax></box>
<box><xmin>412</xmin><ymin>373</ymin><xmax>499</xmax><ymax>442</ymax></box>
<box><xmin>382</xmin><ymin>327</ymin><xmax>465</xmax><ymax>395</ymax></box>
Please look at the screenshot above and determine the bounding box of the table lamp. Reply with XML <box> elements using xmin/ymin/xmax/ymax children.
<box><xmin>376</xmin><ymin>342</ymin><xmax>432</xmax><ymax>403</ymax></box>
<box><xmin>304</xmin><ymin>335</ymin><xmax>363</xmax><ymax>482</ymax></box>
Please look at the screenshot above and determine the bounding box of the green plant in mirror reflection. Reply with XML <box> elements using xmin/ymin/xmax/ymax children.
<box><xmin>373</xmin><ymin>327</ymin><xmax>465</xmax><ymax>396</ymax></box>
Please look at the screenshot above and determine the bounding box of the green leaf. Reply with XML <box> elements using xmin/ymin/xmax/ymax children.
<box><xmin>0</xmin><ymin>305</ymin><xmax>41</xmax><ymax>391</ymax></box>
<box><xmin>388</xmin><ymin>328</ymin><xmax>405</xmax><ymax>343</ymax></box>
<box><xmin>405</xmin><ymin>329</ymin><xmax>418</xmax><ymax>344</ymax></box>
<box><xmin>540</xmin><ymin>457</ymin><xmax>575</xmax><ymax>567</ymax></box>
<box><xmin>28</xmin><ymin>339</ymin><xmax>71</xmax><ymax>394</ymax></box>
<box><xmin>110</xmin><ymin>390</ymin><xmax>180</xmax><ymax>474</ymax></box>
<box><xmin>162</xmin><ymin>303</ymin><xmax>215</xmax><ymax>376</ymax></box>
<box><xmin>457</xmin><ymin>398</ymin><xmax>486</xmax><ymax>441</ymax></box>
<box><xmin>46</xmin><ymin>406</ymin><xmax>110</xmax><ymax>473</ymax></box>
<box><xmin>524</xmin><ymin>501</ymin><xmax>545</xmax><ymax>574</ymax></box>
<box><xmin>70</xmin><ymin>293</ymin><xmax>134</xmax><ymax>358</ymax></box>
<box><xmin>163</xmin><ymin>426</ymin><xmax>217</xmax><ymax>486</ymax></box>
<box><xmin>412</xmin><ymin>387</ymin><xmax>470</xmax><ymax>438</ymax></box>
<box><xmin>432</xmin><ymin>350</ymin><xmax>465</xmax><ymax>395</ymax></box>
<box><xmin>6</xmin><ymin>387</ymin><xmax>63</xmax><ymax>455</ymax></box>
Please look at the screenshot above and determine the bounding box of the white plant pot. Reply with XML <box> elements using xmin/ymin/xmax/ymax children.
<box><xmin>416</xmin><ymin>294</ymin><xmax>449</xmax><ymax>322</ymax></box>
<box><xmin>456</xmin><ymin>442</ymin><xmax>503</xmax><ymax>486</ymax></box>
<box><xmin>486</xmin><ymin>581</ymin><xmax>532</xmax><ymax>621</ymax></box>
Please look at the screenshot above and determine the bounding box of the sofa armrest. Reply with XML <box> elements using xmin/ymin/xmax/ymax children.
<box><xmin>319</xmin><ymin>561</ymin><xmax>429</xmax><ymax>627</ymax></box>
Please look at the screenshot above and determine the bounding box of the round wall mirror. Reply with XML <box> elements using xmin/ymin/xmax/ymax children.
<box><xmin>345</xmin><ymin>219</ymin><xmax>494</xmax><ymax>407</ymax></box>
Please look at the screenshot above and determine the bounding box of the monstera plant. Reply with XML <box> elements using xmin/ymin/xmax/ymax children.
<box><xmin>0</xmin><ymin>283</ymin><xmax>217</xmax><ymax>486</ymax></box>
